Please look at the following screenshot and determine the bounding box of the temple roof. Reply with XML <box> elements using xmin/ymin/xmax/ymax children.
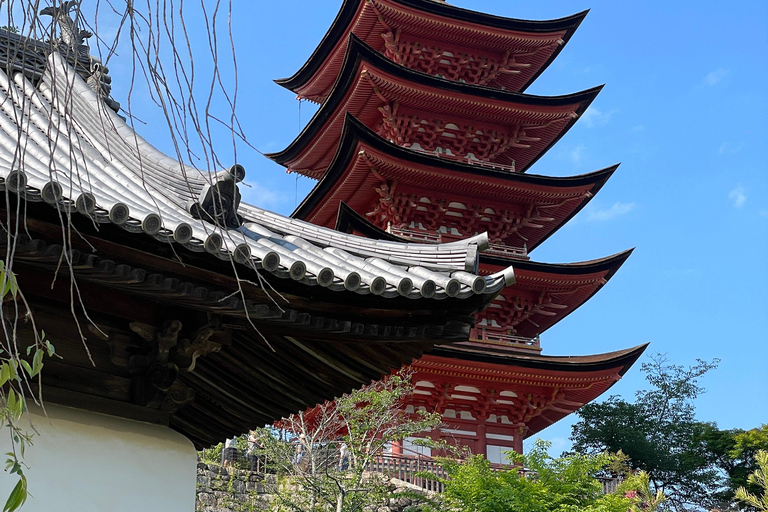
<box><xmin>276</xmin><ymin>0</ymin><xmax>587</xmax><ymax>100</ymax></box>
<box><xmin>0</xmin><ymin>51</ymin><xmax>527</xmax><ymax>447</ymax></box>
<box><xmin>413</xmin><ymin>343</ymin><xmax>647</xmax><ymax>437</ymax></box>
<box><xmin>0</xmin><ymin>52</ymin><xmax>513</xmax><ymax>299</ymax></box>
<box><xmin>294</xmin><ymin>114</ymin><xmax>616</xmax><ymax>250</ymax></box>
<box><xmin>267</xmin><ymin>35</ymin><xmax>600</xmax><ymax>177</ymax></box>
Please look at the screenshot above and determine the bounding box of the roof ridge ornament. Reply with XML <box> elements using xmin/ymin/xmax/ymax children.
<box><xmin>189</xmin><ymin>165</ymin><xmax>246</xmax><ymax>230</ymax></box>
<box><xmin>40</xmin><ymin>1</ymin><xmax>92</xmax><ymax>53</ymax></box>
<box><xmin>40</xmin><ymin>0</ymin><xmax>121</xmax><ymax>112</ymax></box>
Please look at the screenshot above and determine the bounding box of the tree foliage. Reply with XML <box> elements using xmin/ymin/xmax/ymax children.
<box><xmin>735</xmin><ymin>450</ymin><xmax>768</xmax><ymax>512</ymax></box>
<box><xmin>0</xmin><ymin>261</ymin><xmax>56</xmax><ymax>512</ymax></box>
<box><xmin>429</xmin><ymin>440</ymin><xmax>661</xmax><ymax>512</ymax></box>
<box><xmin>571</xmin><ymin>354</ymin><xmax>721</xmax><ymax>511</ymax></box>
<box><xmin>699</xmin><ymin>424</ymin><xmax>768</xmax><ymax>508</ymax></box>
<box><xmin>255</xmin><ymin>371</ymin><xmax>441</xmax><ymax>512</ymax></box>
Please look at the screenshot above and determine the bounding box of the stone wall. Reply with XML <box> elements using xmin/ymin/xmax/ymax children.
<box><xmin>195</xmin><ymin>462</ymin><xmax>277</xmax><ymax>512</ymax></box>
<box><xmin>195</xmin><ymin>463</ymin><xmax>432</xmax><ymax>512</ymax></box>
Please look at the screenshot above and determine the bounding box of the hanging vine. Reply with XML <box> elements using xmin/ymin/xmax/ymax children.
<box><xmin>0</xmin><ymin>0</ymin><xmax>249</xmax><ymax>509</ymax></box>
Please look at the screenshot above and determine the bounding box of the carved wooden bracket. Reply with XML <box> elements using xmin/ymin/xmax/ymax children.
<box><xmin>90</xmin><ymin>316</ymin><xmax>228</xmax><ymax>413</ymax></box>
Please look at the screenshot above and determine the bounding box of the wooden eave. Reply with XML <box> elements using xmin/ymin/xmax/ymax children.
<box><xmin>335</xmin><ymin>201</ymin><xmax>404</xmax><ymax>240</ymax></box>
<box><xmin>276</xmin><ymin>0</ymin><xmax>587</xmax><ymax>99</ymax></box>
<box><xmin>478</xmin><ymin>250</ymin><xmax>633</xmax><ymax>338</ymax></box>
<box><xmin>292</xmin><ymin>114</ymin><xmax>616</xmax><ymax>251</ymax></box>
<box><xmin>6</xmin><ymin>203</ymin><xmax>492</xmax><ymax>332</ymax></box>
<box><xmin>411</xmin><ymin>343</ymin><xmax>647</xmax><ymax>436</ymax></box>
<box><xmin>328</xmin><ymin>199</ymin><xmax>632</xmax><ymax>338</ymax></box>
<box><xmin>1</xmin><ymin>204</ymin><xmax>508</xmax><ymax>447</ymax></box>
<box><xmin>267</xmin><ymin>35</ymin><xmax>601</xmax><ymax>178</ymax></box>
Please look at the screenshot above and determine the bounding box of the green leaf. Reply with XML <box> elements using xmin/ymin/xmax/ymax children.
<box><xmin>18</xmin><ymin>360</ymin><xmax>31</xmax><ymax>378</ymax></box>
<box><xmin>31</xmin><ymin>349</ymin><xmax>44</xmax><ymax>377</ymax></box>
<box><xmin>8</xmin><ymin>275</ymin><xmax>17</xmax><ymax>298</ymax></box>
<box><xmin>0</xmin><ymin>364</ymin><xmax>9</xmax><ymax>387</ymax></box>
<box><xmin>7</xmin><ymin>360</ymin><xmax>17</xmax><ymax>382</ymax></box>
<box><xmin>6</xmin><ymin>389</ymin><xmax>16</xmax><ymax>414</ymax></box>
<box><xmin>1</xmin><ymin>278</ymin><xmax>12</xmax><ymax>298</ymax></box>
<box><xmin>3</xmin><ymin>476</ymin><xmax>27</xmax><ymax>512</ymax></box>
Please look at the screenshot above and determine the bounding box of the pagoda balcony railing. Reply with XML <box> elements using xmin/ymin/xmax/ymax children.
<box><xmin>389</xmin><ymin>226</ymin><xmax>442</xmax><ymax>243</ymax></box>
<box><xmin>485</xmin><ymin>242</ymin><xmax>529</xmax><ymax>260</ymax></box>
<box><xmin>371</xmin><ymin>453</ymin><xmax>447</xmax><ymax>493</ymax></box>
<box><xmin>371</xmin><ymin>454</ymin><xmax>621</xmax><ymax>495</ymax></box>
<box><xmin>411</xmin><ymin>146</ymin><xmax>516</xmax><ymax>173</ymax></box>
<box><xmin>470</xmin><ymin>327</ymin><xmax>541</xmax><ymax>351</ymax></box>
<box><xmin>389</xmin><ymin>228</ymin><xmax>528</xmax><ymax>261</ymax></box>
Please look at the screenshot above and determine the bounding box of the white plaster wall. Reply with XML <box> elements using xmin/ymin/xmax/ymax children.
<box><xmin>0</xmin><ymin>404</ymin><xmax>197</xmax><ymax>512</ymax></box>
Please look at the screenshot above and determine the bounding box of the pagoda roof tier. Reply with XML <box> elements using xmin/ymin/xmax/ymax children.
<box><xmin>0</xmin><ymin>52</ymin><xmax>525</xmax><ymax>447</ymax></box>
<box><xmin>276</xmin><ymin>0</ymin><xmax>587</xmax><ymax>101</ymax></box>
<box><xmin>267</xmin><ymin>36</ymin><xmax>600</xmax><ymax>178</ymax></box>
<box><xmin>293</xmin><ymin>114</ymin><xmax>616</xmax><ymax>250</ymax></box>
<box><xmin>477</xmin><ymin>251</ymin><xmax>632</xmax><ymax>338</ymax></box>
<box><xmin>329</xmin><ymin>205</ymin><xmax>631</xmax><ymax>338</ymax></box>
<box><xmin>408</xmin><ymin>344</ymin><xmax>647</xmax><ymax>438</ymax></box>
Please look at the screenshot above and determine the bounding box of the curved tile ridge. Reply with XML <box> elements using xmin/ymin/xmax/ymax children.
<box><xmin>0</xmin><ymin>52</ymin><xmax>514</xmax><ymax>301</ymax></box>
<box><xmin>239</xmin><ymin>202</ymin><xmax>487</xmax><ymax>273</ymax></box>
<box><xmin>42</xmin><ymin>53</ymin><xmax>210</xmax><ymax>208</ymax></box>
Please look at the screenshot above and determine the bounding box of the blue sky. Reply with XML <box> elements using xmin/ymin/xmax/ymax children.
<box><xmin>60</xmin><ymin>0</ymin><xmax>768</xmax><ymax>449</ymax></box>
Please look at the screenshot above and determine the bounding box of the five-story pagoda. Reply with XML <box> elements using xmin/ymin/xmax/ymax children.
<box><xmin>269</xmin><ymin>0</ymin><xmax>645</xmax><ymax>461</ymax></box>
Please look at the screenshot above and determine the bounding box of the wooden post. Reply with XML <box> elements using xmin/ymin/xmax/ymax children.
<box><xmin>476</xmin><ymin>422</ymin><xmax>487</xmax><ymax>457</ymax></box>
<box><xmin>513</xmin><ymin>424</ymin><xmax>525</xmax><ymax>454</ymax></box>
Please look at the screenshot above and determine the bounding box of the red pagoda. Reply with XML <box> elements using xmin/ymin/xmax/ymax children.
<box><xmin>270</xmin><ymin>0</ymin><xmax>645</xmax><ymax>462</ymax></box>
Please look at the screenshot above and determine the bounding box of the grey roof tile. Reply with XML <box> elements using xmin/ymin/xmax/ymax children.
<box><xmin>0</xmin><ymin>52</ymin><xmax>515</xmax><ymax>300</ymax></box>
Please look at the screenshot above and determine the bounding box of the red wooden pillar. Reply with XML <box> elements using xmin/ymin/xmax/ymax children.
<box><xmin>476</xmin><ymin>422</ymin><xmax>487</xmax><ymax>457</ymax></box>
<box><xmin>513</xmin><ymin>424</ymin><xmax>526</xmax><ymax>454</ymax></box>
<box><xmin>392</xmin><ymin>440</ymin><xmax>403</xmax><ymax>455</ymax></box>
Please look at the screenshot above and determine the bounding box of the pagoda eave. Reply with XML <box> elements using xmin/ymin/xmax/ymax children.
<box><xmin>292</xmin><ymin>114</ymin><xmax>617</xmax><ymax>250</ymax></box>
<box><xmin>477</xmin><ymin>250</ymin><xmax>633</xmax><ymax>338</ymax></box>
<box><xmin>266</xmin><ymin>35</ymin><xmax>601</xmax><ymax>177</ymax></box>
<box><xmin>410</xmin><ymin>343</ymin><xmax>647</xmax><ymax>437</ymax></box>
<box><xmin>276</xmin><ymin>0</ymin><xmax>587</xmax><ymax>99</ymax></box>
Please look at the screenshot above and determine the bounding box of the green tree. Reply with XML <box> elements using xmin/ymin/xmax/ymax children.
<box><xmin>429</xmin><ymin>440</ymin><xmax>656</xmax><ymax>512</ymax></box>
<box><xmin>570</xmin><ymin>354</ymin><xmax>720</xmax><ymax>512</ymax></box>
<box><xmin>255</xmin><ymin>371</ymin><xmax>441</xmax><ymax>512</ymax></box>
<box><xmin>735</xmin><ymin>450</ymin><xmax>768</xmax><ymax>511</ymax></box>
<box><xmin>699</xmin><ymin>424</ymin><xmax>768</xmax><ymax>508</ymax></box>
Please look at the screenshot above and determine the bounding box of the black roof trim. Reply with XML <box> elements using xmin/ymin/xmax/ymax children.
<box><xmin>430</xmin><ymin>343</ymin><xmax>648</xmax><ymax>377</ymax></box>
<box><xmin>292</xmin><ymin>113</ymin><xmax>615</xmax><ymax>222</ymax></box>
<box><xmin>334</xmin><ymin>202</ymin><xmax>402</xmax><ymax>241</ymax></box>
<box><xmin>275</xmin><ymin>0</ymin><xmax>588</xmax><ymax>93</ymax></box>
<box><xmin>484</xmin><ymin>248</ymin><xmax>633</xmax><ymax>336</ymax></box>
<box><xmin>482</xmin><ymin>248</ymin><xmax>633</xmax><ymax>279</ymax></box>
<box><xmin>267</xmin><ymin>34</ymin><xmax>602</xmax><ymax>170</ymax></box>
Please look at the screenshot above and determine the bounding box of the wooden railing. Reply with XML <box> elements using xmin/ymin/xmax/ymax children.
<box><xmin>411</xmin><ymin>146</ymin><xmax>516</xmax><ymax>173</ymax></box>
<box><xmin>389</xmin><ymin>227</ymin><xmax>442</xmax><ymax>243</ymax></box>
<box><xmin>469</xmin><ymin>328</ymin><xmax>541</xmax><ymax>351</ymax></box>
<box><xmin>599</xmin><ymin>477</ymin><xmax>621</xmax><ymax>494</ymax></box>
<box><xmin>207</xmin><ymin>447</ymin><xmax>622</xmax><ymax>496</ymax></box>
<box><xmin>371</xmin><ymin>454</ymin><xmax>447</xmax><ymax>493</ymax></box>
<box><xmin>485</xmin><ymin>242</ymin><xmax>528</xmax><ymax>259</ymax></box>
